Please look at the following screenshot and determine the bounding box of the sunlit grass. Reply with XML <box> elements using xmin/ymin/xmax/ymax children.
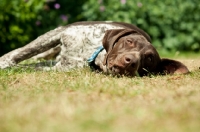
<box><xmin>158</xmin><ymin>50</ymin><xmax>200</xmax><ymax>59</ymax></box>
<box><xmin>0</xmin><ymin>55</ymin><xmax>200</xmax><ymax>132</ymax></box>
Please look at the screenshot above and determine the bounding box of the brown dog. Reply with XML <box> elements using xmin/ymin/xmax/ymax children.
<box><xmin>0</xmin><ymin>21</ymin><xmax>189</xmax><ymax>76</ymax></box>
<box><xmin>102</xmin><ymin>28</ymin><xmax>189</xmax><ymax>76</ymax></box>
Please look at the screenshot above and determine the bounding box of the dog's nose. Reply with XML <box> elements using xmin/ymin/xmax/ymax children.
<box><xmin>124</xmin><ymin>54</ymin><xmax>134</xmax><ymax>64</ymax></box>
<box><xmin>124</xmin><ymin>55</ymin><xmax>132</xmax><ymax>64</ymax></box>
<box><xmin>123</xmin><ymin>54</ymin><xmax>138</xmax><ymax>67</ymax></box>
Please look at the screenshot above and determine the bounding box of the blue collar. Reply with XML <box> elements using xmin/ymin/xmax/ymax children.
<box><xmin>87</xmin><ymin>46</ymin><xmax>104</xmax><ymax>65</ymax></box>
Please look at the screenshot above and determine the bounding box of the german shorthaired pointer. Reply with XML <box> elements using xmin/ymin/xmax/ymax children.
<box><xmin>0</xmin><ymin>21</ymin><xmax>189</xmax><ymax>76</ymax></box>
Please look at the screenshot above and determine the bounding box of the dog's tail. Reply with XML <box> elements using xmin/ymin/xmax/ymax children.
<box><xmin>0</xmin><ymin>26</ymin><xmax>66</xmax><ymax>69</ymax></box>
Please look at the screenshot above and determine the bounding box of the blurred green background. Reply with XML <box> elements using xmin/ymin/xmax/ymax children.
<box><xmin>0</xmin><ymin>0</ymin><xmax>199</xmax><ymax>56</ymax></box>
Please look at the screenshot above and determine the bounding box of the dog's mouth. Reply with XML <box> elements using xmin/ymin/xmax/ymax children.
<box><xmin>108</xmin><ymin>65</ymin><xmax>139</xmax><ymax>77</ymax></box>
<box><xmin>106</xmin><ymin>54</ymin><xmax>140</xmax><ymax>76</ymax></box>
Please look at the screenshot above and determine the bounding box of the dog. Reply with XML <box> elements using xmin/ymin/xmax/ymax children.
<box><xmin>0</xmin><ymin>21</ymin><xmax>189</xmax><ymax>76</ymax></box>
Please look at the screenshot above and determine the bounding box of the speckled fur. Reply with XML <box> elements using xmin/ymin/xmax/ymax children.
<box><xmin>0</xmin><ymin>22</ymin><xmax>126</xmax><ymax>70</ymax></box>
<box><xmin>55</xmin><ymin>24</ymin><xmax>123</xmax><ymax>71</ymax></box>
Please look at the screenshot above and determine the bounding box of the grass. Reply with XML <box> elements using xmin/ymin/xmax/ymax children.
<box><xmin>0</xmin><ymin>53</ymin><xmax>200</xmax><ymax>132</ymax></box>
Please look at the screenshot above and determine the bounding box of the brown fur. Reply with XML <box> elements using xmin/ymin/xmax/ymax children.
<box><xmin>102</xmin><ymin>29</ymin><xmax>189</xmax><ymax>76</ymax></box>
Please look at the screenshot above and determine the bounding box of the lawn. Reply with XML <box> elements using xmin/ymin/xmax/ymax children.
<box><xmin>0</xmin><ymin>53</ymin><xmax>200</xmax><ymax>132</ymax></box>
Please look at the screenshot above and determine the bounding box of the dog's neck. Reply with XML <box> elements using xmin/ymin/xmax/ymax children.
<box><xmin>94</xmin><ymin>49</ymin><xmax>107</xmax><ymax>72</ymax></box>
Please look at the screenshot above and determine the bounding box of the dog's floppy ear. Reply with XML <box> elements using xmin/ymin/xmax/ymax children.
<box><xmin>102</xmin><ymin>29</ymin><xmax>139</xmax><ymax>65</ymax></box>
<box><xmin>159</xmin><ymin>58</ymin><xmax>189</xmax><ymax>74</ymax></box>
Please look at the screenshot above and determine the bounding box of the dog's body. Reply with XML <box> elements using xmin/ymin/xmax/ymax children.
<box><xmin>0</xmin><ymin>21</ymin><xmax>189</xmax><ymax>76</ymax></box>
<box><xmin>56</xmin><ymin>21</ymin><xmax>129</xmax><ymax>71</ymax></box>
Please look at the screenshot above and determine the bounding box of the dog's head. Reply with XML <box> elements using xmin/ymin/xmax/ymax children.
<box><xmin>102</xmin><ymin>29</ymin><xmax>189</xmax><ymax>76</ymax></box>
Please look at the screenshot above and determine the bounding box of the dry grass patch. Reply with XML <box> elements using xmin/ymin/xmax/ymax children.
<box><xmin>0</xmin><ymin>57</ymin><xmax>200</xmax><ymax>132</ymax></box>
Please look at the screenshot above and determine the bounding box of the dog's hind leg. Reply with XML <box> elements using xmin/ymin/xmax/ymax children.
<box><xmin>0</xmin><ymin>26</ymin><xmax>66</xmax><ymax>69</ymax></box>
<box><xmin>32</xmin><ymin>44</ymin><xmax>61</xmax><ymax>60</ymax></box>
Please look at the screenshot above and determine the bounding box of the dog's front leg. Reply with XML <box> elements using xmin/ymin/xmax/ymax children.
<box><xmin>0</xmin><ymin>26</ymin><xmax>66</xmax><ymax>69</ymax></box>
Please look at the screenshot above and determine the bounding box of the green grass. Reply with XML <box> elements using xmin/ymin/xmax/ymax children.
<box><xmin>0</xmin><ymin>55</ymin><xmax>200</xmax><ymax>132</ymax></box>
<box><xmin>158</xmin><ymin>50</ymin><xmax>200</xmax><ymax>59</ymax></box>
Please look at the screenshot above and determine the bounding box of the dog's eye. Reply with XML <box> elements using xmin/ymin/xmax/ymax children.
<box><xmin>145</xmin><ymin>54</ymin><xmax>154</xmax><ymax>62</ymax></box>
<box><xmin>126</xmin><ymin>39</ymin><xmax>134</xmax><ymax>46</ymax></box>
<box><xmin>147</xmin><ymin>56</ymin><xmax>152</xmax><ymax>62</ymax></box>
